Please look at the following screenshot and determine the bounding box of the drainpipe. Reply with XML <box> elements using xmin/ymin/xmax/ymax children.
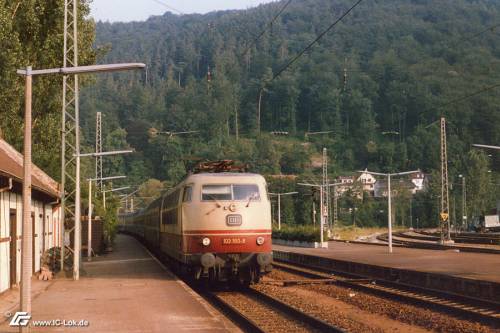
<box><xmin>0</xmin><ymin>178</ymin><xmax>13</xmax><ymax>193</ymax></box>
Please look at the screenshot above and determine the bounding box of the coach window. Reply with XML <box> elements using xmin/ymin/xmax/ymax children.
<box><xmin>183</xmin><ymin>186</ymin><xmax>192</xmax><ymax>202</ymax></box>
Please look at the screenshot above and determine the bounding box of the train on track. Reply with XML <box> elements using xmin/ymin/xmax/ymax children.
<box><xmin>119</xmin><ymin>170</ymin><xmax>273</xmax><ymax>284</ymax></box>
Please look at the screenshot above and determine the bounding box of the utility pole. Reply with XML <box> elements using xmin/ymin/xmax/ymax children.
<box><xmin>312</xmin><ymin>199</ymin><xmax>316</xmax><ymax>226</ymax></box>
<box><xmin>87</xmin><ymin>179</ymin><xmax>92</xmax><ymax>261</ymax></box>
<box><xmin>440</xmin><ymin>117</ymin><xmax>453</xmax><ymax>244</ymax></box>
<box><xmin>17</xmin><ymin>63</ymin><xmax>144</xmax><ymax>330</ymax></box>
<box><xmin>234</xmin><ymin>100</ymin><xmax>239</xmax><ymax>141</ymax></box>
<box><xmin>95</xmin><ymin>112</ymin><xmax>103</xmax><ymax>191</ymax></box>
<box><xmin>298</xmin><ymin>179</ymin><xmax>341</xmax><ymax>247</ymax></box>
<box><xmin>269</xmin><ymin>192</ymin><xmax>298</xmax><ymax>230</ymax></box>
<box><xmin>20</xmin><ymin>66</ymin><xmax>32</xmax><ymax>333</ymax></box>
<box><xmin>459</xmin><ymin>175</ymin><xmax>467</xmax><ymax>231</ymax></box>
<box><xmin>409</xmin><ymin>196</ymin><xmax>413</xmax><ymax>230</ymax></box>
<box><xmin>333</xmin><ymin>186</ymin><xmax>338</xmax><ymax>229</ymax></box>
<box><xmin>103</xmin><ymin>186</ymin><xmax>131</xmax><ymax>209</ymax></box>
<box><xmin>322</xmin><ymin>148</ymin><xmax>330</xmax><ymax>232</ymax></box>
<box><xmin>257</xmin><ymin>88</ymin><xmax>263</xmax><ymax>135</ymax></box>
<box><xmin>60</xmin><ymin>0</ymin><xmax>79</xmax><ymax>279</ymax></box>
<box><xmin>360</xmin><ymin>170</ymin><xmax>419</xmax><ymax>253</ymax></box>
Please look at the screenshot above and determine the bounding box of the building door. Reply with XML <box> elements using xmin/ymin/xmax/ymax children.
<box><xmin>41</xmin><ymin>209</ymin><xmax>45</xmax><ymax>254</ymax></box>
<box><xmin>32</xmin><ymin>213</ymin><xmax>35</xmax><ymax>273</ymax></box>
<box><xmin>9</xmin><ymin>209</ymin><xmax>17</xmax><ymax>288</ymax></box>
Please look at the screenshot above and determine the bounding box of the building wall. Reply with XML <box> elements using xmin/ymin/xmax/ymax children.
<box><xmin>0</xmin><ymin>191</ymin><xmax>60</xmax><ymax>294</ymax></box>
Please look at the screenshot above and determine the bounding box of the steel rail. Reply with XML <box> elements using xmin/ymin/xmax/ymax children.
<box><xmin>272</xmin><ymin>261</ymin><xmax>500</xmax><ymax>327</ymax></box>
<box><xmin>202</xmin><ymin>288</ymin><xmax>344</xmax><ymax>333</ymax></box>
<box><xmin>202</xmin><ymin>291</ymin><xmax>266</xmax><ymax>333</ymax></box>
<box><xmin>247</xmin><ymin>288</ymin><xmax>345</xmax><ymax>332</ymax></box>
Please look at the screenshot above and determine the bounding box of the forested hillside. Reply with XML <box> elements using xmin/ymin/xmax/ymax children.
<box><xmin>82</xmin><ymin>0</ymin><xmax>499</xmax><ymax>226</ymax></box>
<box><xmin>0</xmin><ymin>0</ymin><xmax>95</xmax><ymax>177</ymax></box>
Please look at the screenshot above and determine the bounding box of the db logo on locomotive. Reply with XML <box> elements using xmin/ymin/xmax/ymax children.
<box><xmin>226</xmin><ymin>214</ymin><xmax>242</xmax><ymax>226</ymax></box>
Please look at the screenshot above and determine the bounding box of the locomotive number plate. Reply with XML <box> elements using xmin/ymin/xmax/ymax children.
<box><xmin>222</xmin><ymin>238</ymin><xmax>246</xmax><ymax>245</ymax></box>
<box><xmin>226</xmin><ymin>214</ymin><xmax>242</xmax><ymax>226</ymax></box>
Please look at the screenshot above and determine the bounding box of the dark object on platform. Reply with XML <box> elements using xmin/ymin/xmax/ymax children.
<box><xmin>40</xmin><ymin>247</ymin><xmax>73</xmax><ymax>274</ymax></box>
<box><xmin>193</xmin><ymin>160</ymin><xmax>248</xmax><ymax>174</ymax></box>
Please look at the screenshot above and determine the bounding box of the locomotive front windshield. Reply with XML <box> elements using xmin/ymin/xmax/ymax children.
<box><xmin>202</xmin><ymin>184</ymin><xmax>261</xmax><ymax>201</ymax></box>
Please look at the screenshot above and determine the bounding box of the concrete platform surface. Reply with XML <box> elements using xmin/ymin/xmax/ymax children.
<box><xmin>273</xmin><ymin>241</ymin><xmax>500</xmax><ymax>283</ymax></box>
<box><xmin>0</xmin><ymin>235</ymin><xmax>238</xmax><ymax>332</ymax></box>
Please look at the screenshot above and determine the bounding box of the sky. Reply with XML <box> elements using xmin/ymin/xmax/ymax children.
<box><xmin>90</xmin><ymin>0</ymin><xmax>276</xmax><ymax>22</ymax></box>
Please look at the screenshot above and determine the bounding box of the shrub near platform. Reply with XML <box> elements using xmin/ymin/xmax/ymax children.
<box><xmin>272</xmin><ymin>225</ymin><xmax>321</xmax><ymax>243</ymax></box>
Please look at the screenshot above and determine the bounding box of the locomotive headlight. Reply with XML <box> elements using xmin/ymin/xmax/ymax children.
<box><xmin>202</xmin><ymin>237</ymin><xmax>211</xmax><ymax>246</ymax></box>
<box><xmin>256</xmin><ymin>236</ymin><xmax>265</xmax><ymax>245</ymax></box>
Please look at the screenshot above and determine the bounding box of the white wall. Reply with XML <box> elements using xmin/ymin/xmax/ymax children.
<box><xmin>0</xmin><ymin>190</ymin><xmax>60</xmax><ymax>294</ymax></box>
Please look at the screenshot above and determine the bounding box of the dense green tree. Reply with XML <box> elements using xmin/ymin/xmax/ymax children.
<box><xmin>0</xmin><ymin>0</ymin><xmax>96</xmax><ymax>179</ymax></box>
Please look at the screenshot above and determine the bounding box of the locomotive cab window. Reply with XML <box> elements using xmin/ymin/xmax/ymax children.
<box><xmin>233</xmin><ymin>184</ymin><xmax>260</xmax><ymax>201</ymax></box>
<box><xmin>202</xmin><ymin>184</ymin><xmax>260</xmax><ymax>201</ymax></box>
<box><xmin>202</xmin><ymin>185</ymin><xmax>232</xmax><ymax>201</ymax></box>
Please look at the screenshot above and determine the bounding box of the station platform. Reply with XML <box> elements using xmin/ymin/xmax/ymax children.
<box><xmin>0</xmin><ymin>235</ymin><xmax>238</xmax><ymax>332</ymax></box>
<box><xmin>273</xmin><ymin>241</ymin><xmax>500</xmax><ymax>302</ymax></box>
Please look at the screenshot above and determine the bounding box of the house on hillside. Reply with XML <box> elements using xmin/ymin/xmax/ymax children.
<box><xmin>374</xmin><ymin>179</ymin><xmax>416</xmax><ymax>198</ymax></box>
<box><xmin>335</xmin><ymin>171</ymin><xmax>377</xmax><ymax>198</ymax></box>
<box><xmin>0</xmin><ymin>138</ymin><xmax>61</xmax><ymax>293</ymax></box>
<box><xmin>410</xmin><ymin>170</ymin><xmax>427</xmax><ymax>192</ymax></box>
<box><xmin>335</xmin><ymin>176</ymin><xmax>355</xmax><ymax>195</ymax></box>
<box><xmin>357</xmin><ymin>169</ymin><xmax>377</xmax><ymax>195</ymax></box>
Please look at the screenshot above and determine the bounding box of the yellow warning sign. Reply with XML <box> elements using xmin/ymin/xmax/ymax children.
<box><xmin>440</xmin><ymin>212</ymin><xmax>449</xmax><ymax>222</ymax></box>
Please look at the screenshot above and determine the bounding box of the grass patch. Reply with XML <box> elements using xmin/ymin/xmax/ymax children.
<box><xmin>332</xmin><ymin>226</ymin><xmax>406</xmax><ymax>241</ymax></box>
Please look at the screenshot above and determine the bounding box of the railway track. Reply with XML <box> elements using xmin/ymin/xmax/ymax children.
<box><xmin>416</xmin><ymin>230</ymin><xmax>500</xmax><ymax>245</ymax></box>
<box><xmin>272</xmin><ymin>261</ymin><xmax>500</xmax><ymax>327</ymax></box>
<box><xmin>201</xmin><ymin>287</ymin><xmax>344</xmax><ymax>333</ymax></box>
<box><xmin>375</xmin><ymin>232</ymin><xmax>500</xmax><ymax>254</ymax></box>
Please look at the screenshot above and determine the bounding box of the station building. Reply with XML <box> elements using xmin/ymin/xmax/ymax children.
<box><xmin>0</xmin><ymin>138</ymin><xmax>61</xmax><ymax>293</ymax></box>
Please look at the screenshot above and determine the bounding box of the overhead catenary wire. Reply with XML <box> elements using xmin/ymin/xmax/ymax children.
<box><xmin>437</xmin><ymin>81</ymin><xmax>500</xmax><ymax>110</ymax></box>
<box><xmin>270</xmin><ymin>0</ymin><xmax>364</xmax><ymax>83</ymax></box>
<box><xmin>241</xmin><ymin>0</ymin><xmax>293</xmax><ymax>58</ymax></box>
<box><xmin>151</xmin><ymin>0</ymin><xmax>185</xmax><ymax>15</ymax></box>
<box><xmin>450</xmin><ymin>22</ymin><xmax>500</xmax><ymax>47</ymax></box>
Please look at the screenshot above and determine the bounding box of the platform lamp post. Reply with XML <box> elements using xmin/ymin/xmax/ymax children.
<box><xmin>102</xmin><ymin>186</ymin><xmax>131</xmax><ymax>209</ymax></box>
<box><xmin>87</xmin><ymin>175</ymin><xmax>127</xmax><ymax>261</ymax></box>
<box><xmin>17</xmin><ymin>63</ymin><xmax>145</xmax><ymax>325</ymax></box>
<box><xmin>472</xmin><ymin>144</ymin><xmax>500</xmax><ymax>151</ymax></box>
<box><xmin>269</xmin><ymin>192</ymin><xmax>298</xmax><ymax>230</ymax></box>
<box><xmin>148</xmin><ymin>128</ymin><xmax>200</xmax><ymax>139</ymax></box>
<box><xmin>359</xmin><ymin>170</ymin><xmax>419</xmax><ymax>253</ymax></box>
<box><xmin>120</xmin><ymin>188</ymin><xmax>140</xmax><ymax>213</ymax></box>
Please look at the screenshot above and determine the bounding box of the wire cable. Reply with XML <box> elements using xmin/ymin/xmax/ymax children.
<box><xmin>438</xmin><ymin>82</ymin><xmax>500</xmax><ymax>110</ymax></box>
<box><xmin>241</xmin><ymin>0</ymin><xmax>293</xmax><ymax>57</ymax></box>
<box><xmin>151</xmin><ymin>0</ymin><xmax>184</xmax><ymax>15</ymax></box>
<box><xmin>270</xmin><ymin>0</ymin><xmax>364</xmax><ymax>82</ymax></box>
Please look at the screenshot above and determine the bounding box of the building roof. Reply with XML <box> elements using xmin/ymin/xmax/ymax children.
<box><xmin>0</xmin><ymin>138</ymin><xmax>60</xmax><ymax>199</ymax></box>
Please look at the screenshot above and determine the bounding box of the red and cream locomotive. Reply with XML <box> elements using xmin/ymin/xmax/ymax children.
<box><xmin>120</xmin><ymin>170</ymin><xmax>273</xmax><ymax>284</ymax></box>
